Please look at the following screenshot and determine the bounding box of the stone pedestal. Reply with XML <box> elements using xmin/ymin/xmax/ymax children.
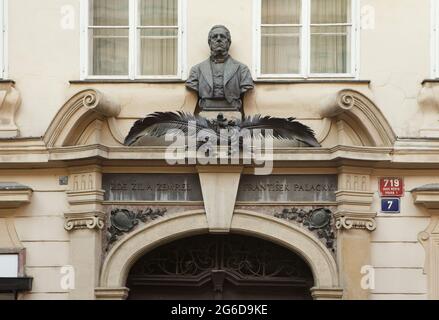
<box><xmin>199</xmin><ymin>110</ymin><xmax>242</xmax><ymax>121</ymax></box>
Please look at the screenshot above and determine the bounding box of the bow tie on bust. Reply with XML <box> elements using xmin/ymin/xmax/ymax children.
<box><xmin>211</xmin><ymin>55</ymin><xmax>229</xmax><ymax>64</ymax></box>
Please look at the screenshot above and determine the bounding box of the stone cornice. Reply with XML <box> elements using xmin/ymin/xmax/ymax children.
<box><xmin>310</xmin><ymin>287</ymin><xmax>344</xmax><ymax>300</ymax></box>
<box><xmin>0</xmin><ymin>141</ymin><xmax>439</xmax><ymax>167</ymax></box>
<box><xmin>0</xmin><ymin>183</ymin><xmax>33</xmax><ymax>209</ymax></box>
<box><xmin>412</xmin><ymin>185</ymin><xmax>439</xmax><ymax>210</ymax></box>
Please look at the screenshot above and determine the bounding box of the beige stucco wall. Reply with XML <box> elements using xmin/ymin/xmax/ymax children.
<box><xmin>370</xmin><ymin>174</ymin><xmax>431</xmax><ymax>299</ymax></box>
<box><xmin>5</xmin><ymin>0</ymin><xmax>436</xmax><ymax>138</ymax></box>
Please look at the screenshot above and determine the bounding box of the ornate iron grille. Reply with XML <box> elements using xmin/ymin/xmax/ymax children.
<box><xmin>128</xmin><ymin>234</ymin><xmax>314</xmax><ymax>286</ymax></box>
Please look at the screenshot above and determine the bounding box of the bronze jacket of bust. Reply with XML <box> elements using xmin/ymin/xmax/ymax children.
<box><xmin>186</xmin><ymin>56</ymin><xmax>254</xmax><ymax>111</ymax></box>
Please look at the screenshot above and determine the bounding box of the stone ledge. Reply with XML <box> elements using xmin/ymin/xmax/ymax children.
<box><xmin>310</xmin><ymin>287</ymin><xmax>344</xmax><ymax>300</ymax></box>
<box><xmin>412</xmin><ymin>184</ymin><xmax>439</xmax><ymax>210</ymax></box>
<box><xmin>64</xmin><ymin>211</ymin><xmax>105</xmax><ymax>231</ymax></box>
<box><xmin>66</xmin><ymin>190</ymin><xmax>105</xmax><ymax>205</ymax></box>
<box><xmin>95</xmin><ymin>287</ymin><xmax>129</xmax><ymax>300</ymax></box>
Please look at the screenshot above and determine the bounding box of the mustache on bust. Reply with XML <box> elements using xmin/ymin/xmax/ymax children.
<box><xmin>211</xmin><ymin>44</ymin><xmax>228</xmax><ymax>50</ymax></box>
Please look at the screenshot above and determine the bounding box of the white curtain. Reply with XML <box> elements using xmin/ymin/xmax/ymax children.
<box><xmin>139</xmin><ymin>0</ymin><xmax>178</xmax><ymax>76</ymax></box>
<box><xmin>90</xmin><ymin>0</ymin><xmax>129</xmax><ymax>76</ymax></box>
<box><xmin>310</xmin><ymin>0</ymin><xmax>351</xmax><ymax>74</ymax></box>
<box><xmin>261</xmin><ymin>0</ymin><xmax>301</xmax><ymax>74</ymax></box>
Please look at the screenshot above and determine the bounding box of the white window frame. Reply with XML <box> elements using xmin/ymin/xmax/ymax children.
<box><xmin>0</xmin><ymin>0</ymin><xmax>7</xmax><ymax>79</ymax></box>
<box><xmin>254</xmin><ymin>0</ymin><xmax>359</xmax><ymax>79</ymax></box>
<box><xmin>80</xmin><ymin>0</ymin><xmax>186</xmax><ymax>80</ymax></box>
<box><xmin>432</xmin><ymin>0</ymin><xmax>439</xmax><ymax>78</ymax></box>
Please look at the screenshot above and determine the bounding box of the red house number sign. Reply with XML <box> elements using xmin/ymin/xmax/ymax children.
<box><xmin>379</xmin><ymin>177</ymin><xmax>404</xmax><ymax>197</ymax></box>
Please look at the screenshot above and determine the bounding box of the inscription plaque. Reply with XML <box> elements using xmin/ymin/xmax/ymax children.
<box><xmin>103</xmin><ymin>174</ymin><xmax>203</xmax><ymax>201</ymax></box>
<box><xmin>237</xmin><ymin>175</ymin><xmax>338</xmax><ymax>202</ymax></box>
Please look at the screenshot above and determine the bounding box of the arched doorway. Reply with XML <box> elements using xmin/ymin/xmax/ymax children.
<box><xmin>126</xmin><ymin>234</ymin><xmax>314</xmax><ymax>300</ymax></box>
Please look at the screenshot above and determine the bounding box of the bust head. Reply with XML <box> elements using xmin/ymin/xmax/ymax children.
<box><xmin>208</xmin><ymin>25</ymin><xmax>231</xmax><ymax>58</ymax></box>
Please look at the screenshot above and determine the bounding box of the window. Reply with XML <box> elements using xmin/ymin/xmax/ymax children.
<box><xmin>0</xmin><ymin>254</ymin><xmax>18</xmax><ymax>278</ymax></box>
<box><xmin>81</xmin><ymin>0</ymin><xmax>185</xmax><ymax>79</ymax></box>
<box><xmin>255</xmin><ymin>0</ymin><xmax>358</xmax><ymax>78</ymax></box>
<box><xmin>433</xmin><ymin>0</ymin><xmax>439</xmax><ymax>78</ymax></box>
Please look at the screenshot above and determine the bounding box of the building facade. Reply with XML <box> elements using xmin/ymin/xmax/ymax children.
<box><xmin>0</xmin><ymin>0</ymin><xmax>439</xmax><ymax>300</ymax></box>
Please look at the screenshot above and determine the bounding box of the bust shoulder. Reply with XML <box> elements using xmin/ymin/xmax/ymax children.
<box><xmin>191</xmin><ymin>58</ymin><xmax>211</xmax><ymax>71</ymax></box>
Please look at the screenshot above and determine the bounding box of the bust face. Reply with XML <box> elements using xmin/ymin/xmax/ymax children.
<box><xmin>208</xmin><ymin>27</ymin><xmax>231</xmax><ymax>56</ymax></box>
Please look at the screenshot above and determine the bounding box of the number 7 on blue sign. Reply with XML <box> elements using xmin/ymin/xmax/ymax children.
<box><xmin>381</xmin><ymin>198</ymin><xmax>400</xmax><ymax>213</ymax></box>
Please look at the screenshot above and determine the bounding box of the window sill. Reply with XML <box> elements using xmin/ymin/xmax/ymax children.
<box><xmin>254</xmin><ymin>79</ymin><xmax>371</xmax><ymax>85</ymax></box>
<box><xmin>70</xmin><ymin>79</ymin><xmax>186</xmax><ymax>84</ymax></box>
<box><xmin>422</xmin><ymin>79</ymin><xmax>439</xmax><ymax>85</ymax></box>
<box><xmin>0</xmin><ymin>79</ymin><xmax>15</xmax><ymax>85</ymax></box>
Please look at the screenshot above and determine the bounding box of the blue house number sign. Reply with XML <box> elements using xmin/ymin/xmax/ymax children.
<box><xmin>381</xmin><ymin>198</ymin><xmax>400</xmax><ymax>213</ymax></box>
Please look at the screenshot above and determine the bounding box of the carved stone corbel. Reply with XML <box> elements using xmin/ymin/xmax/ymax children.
<box><xmin>64</xmin><ymin>212</ymin><xmax>105</xmax><ymax>231</ymax></box>
<box><xmin>82</xmin><ymin>90</ymin><xmax>121</xmax><ymax>117</ymax></box>
<box><xmin>335</xmin><ymin>168</ymin><xmax>376</xmax><ymax>232</ymax></box>
<box><xmin>335</xmin><ymin>214</ymin><xmax>377</xmax><ymax>231</ymax></box>
<box><xmin>0</xmin><ymin>85</ymin><xmax>21</xmax><ymax>138</ymax></box>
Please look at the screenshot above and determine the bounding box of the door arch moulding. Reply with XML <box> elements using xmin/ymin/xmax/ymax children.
<box><xmin>96</xmin><ymin>209</ymin><xmax>342</xmax><ymax>300</ymax></box>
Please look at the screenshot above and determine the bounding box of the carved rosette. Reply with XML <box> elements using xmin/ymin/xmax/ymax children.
<box><xmin>274</xmin><ymin>208</ymin><xmax>336</xmax><ymax>251</ymax></box>
<box><xmin>335</xmin><ymin>216</ymin><xmax>376</xmax><ymax>231</ymax></box>
<box><xmin>64</xmin><ymin>215</ymin><xmax>105</xmax><ymax>231</ymax></box>
<box><xmin>106</xmin><ymin>208</ymin><xmax>167</xmax><ymax>250</ymax></box>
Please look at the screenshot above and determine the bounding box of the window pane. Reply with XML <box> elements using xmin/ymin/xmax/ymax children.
<box><xmin>310</xmin><ymin>25</ymin><xmax>351</xmax><ymax>74</ymax></box>
<box><xmin>0</xmin><ymin>254</ymin><xmax>18</xmax><ymax>278</ymax></box>
<box><xmin>262</xmin><ymin>0</ymin><xmax>301</xmax><ymax>24</ymax></box>
<box><xmin>261</xmin><ymin>26</ymin><xmax>301</xmax><ymax>74</ymax></box>
<box><xmin>140</xmin><ymin>0</ymin><xmax>178</xmax><ymax>26</ymax></box>
<box><xmin>91</xmin><ymin>28</ymin><xmax>129</xmax><ymax>75</ymax></box>
<box><xmin>311</xmin><ymin>0</ymin><xmax>351</xmax><ymax>24</ymax></box>
<box><xmin>139</xmin><ymin>28</ymin><xmax>178</xmax><ymax>75</ymax></box>
<box><xmin>89</xmin><ymin>0</ymin><xmax>129</xmax><ymax>26</ymax></box>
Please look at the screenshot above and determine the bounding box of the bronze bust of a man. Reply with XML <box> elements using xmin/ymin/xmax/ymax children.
<box><xmin>186</xmin><ymin>25</ymin><xmax>254</xmax><ymax>113</ymax></box>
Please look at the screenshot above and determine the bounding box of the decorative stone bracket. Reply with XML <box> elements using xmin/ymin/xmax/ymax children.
<box><xmin>44</xmin><ymin>89</ymin><xmax>122</xmax><ymax>147</ymax></box>
<box><xmin>64</xmin><ymin>166</ymin><xmax>105</xmax><ymax>233</ymax></box>
<box><xmin>274</xmin><ymin>208</ymin><xmax>336</xmax><ymax>251</ymax></box>
<box><xmin>418</xmin><ymin>83</ymin><xmax>439</xmax><ymax>137</ymax></box>
<box><xmin>64</xmin><ymin>212</ymin><xmax>105</xmax><ymax>231</ymax></box>
<box><xmin>0</xmin><ymin>84</ymin><xmax>21</xmax><ymax>139</ymax></box>
<box><xmin>412</xmin><ymin>184</ymin><xmax>439</xmax><ymax>300</ymax></box>
<box><xmin>335</xmin><ymin>212</ymin><xmax>377</xmax><ymax>231</ymax></box>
